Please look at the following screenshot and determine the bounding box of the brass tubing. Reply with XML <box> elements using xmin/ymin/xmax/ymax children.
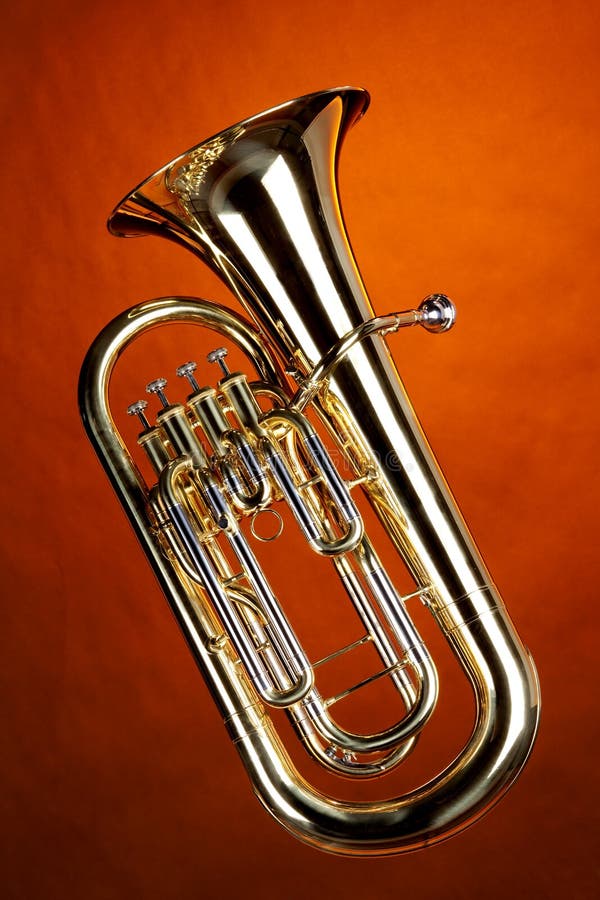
<box><xmin>80</xmin><ymin>295</ymin><xmax>539</xmax><ymax>855</ymax></box>
<box><xmin>290</xmin><ymin>713</ymin><xmax>419</xmax><ymax>779</ymax></box>
<box><xmin>220</xmin><ymin>431</ymin><xmax>271</xmax><ymax>511</ymax></box>
<box><xmin>293</xmin><ymin>297</ymin><xmax>455</xmax><ymax>411</ymax></box>
<box><xmin>159</xmin><ymin>457</ymin><xmax>313</xmax><ymax>708</ymax></box>
<box><xmin>231</xmin><ymin>600</ymin><xmax>539</xmax><ymax>856</ymax></box>
<box><xmin>260</xmin><ymin>409</ymin><xmax>364</xmax><ymax>556</ymax></box>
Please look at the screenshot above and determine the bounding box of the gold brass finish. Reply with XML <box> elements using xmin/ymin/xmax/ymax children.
<box><xmin>80</xmin><ymin>88</ymin><xmax>540</xmax><ymax>855</ymax></box>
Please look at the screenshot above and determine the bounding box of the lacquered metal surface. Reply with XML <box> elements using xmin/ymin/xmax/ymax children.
<box><xmin>81</xmin><ymin>88</ymin><xmax>540</xmax><ymax>855</ymax></box>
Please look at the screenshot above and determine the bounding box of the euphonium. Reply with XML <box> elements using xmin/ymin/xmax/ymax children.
<box><xmin>79</xmin><ymin>87</ymin><xmax>540</xmax><ymax>855</ymax></box>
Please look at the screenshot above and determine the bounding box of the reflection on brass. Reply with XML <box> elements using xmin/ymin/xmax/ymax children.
<box><xmin>80</xmin><ymin>88</ymin><xmax>539</xmax><ymax>855</ymax></box>
<box><xmin>166</xmin><ymin>127</ymin><xmax>244</xmax><ymax>201</ymax></box>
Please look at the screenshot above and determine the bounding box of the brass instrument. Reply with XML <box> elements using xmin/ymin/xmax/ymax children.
<box><xmin>79</xmin><ymin>87</ymin><xmax>540</xmax><ymax>855</ymax></box>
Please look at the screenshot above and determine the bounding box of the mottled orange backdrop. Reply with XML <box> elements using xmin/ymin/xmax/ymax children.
<box><xmin>1</xmin><ymin>1</ymin><xmax>598</xmax><ymax>898</ymax></box>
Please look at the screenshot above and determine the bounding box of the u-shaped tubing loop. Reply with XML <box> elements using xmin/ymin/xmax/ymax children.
<box><xmin>160</xmin><ymin>457</ymin><xmax>314</xmax><ymax>709</ymax></box>
<box><xmin>219</xmin><ymin>430</ymin><xmax>271</xmax><ymax>511</ymax></box>
<box><xmin>261</xmin><ymin>408</ymin><xmax>364</xmax><ymax>556</ymax></box>
<box><xmin>223</xmin><ymin>594</ymin><xmax>540</xmax><ymax>855</ymax></box>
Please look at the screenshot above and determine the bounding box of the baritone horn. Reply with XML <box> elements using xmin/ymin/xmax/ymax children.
<box><xmin>79</xmin><ymin>87</ymin><xmax>540</xmax><ymax>855</ymax></box>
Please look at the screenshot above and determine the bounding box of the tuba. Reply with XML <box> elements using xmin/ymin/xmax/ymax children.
<box><xmin>79</xmin><ymin>87</ymin><xmax>540</xmax><ymax>856</ymax></box>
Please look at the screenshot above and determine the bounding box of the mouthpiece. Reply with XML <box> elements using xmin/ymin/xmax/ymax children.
<box><xmin>418</xmin><ymin>294</ymin><xmax>456</xmax><ymax>333</ymax></box>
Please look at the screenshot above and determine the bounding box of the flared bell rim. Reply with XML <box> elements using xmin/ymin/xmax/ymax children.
<box><xmin>107</xmin><ymin>86</ymin><xmax>370</xmax><ymax>237</ymax></box>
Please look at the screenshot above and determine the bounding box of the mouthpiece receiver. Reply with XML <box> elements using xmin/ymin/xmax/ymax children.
<box><xmin>417</xmin><ymin>294</ymin><xmax>456</xmax><ymax>333</ymax></box>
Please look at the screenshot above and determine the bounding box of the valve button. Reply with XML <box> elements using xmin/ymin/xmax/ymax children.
<box><xmin>207</xmin><ymin>347</ymin><xmax>231</xmax><ymax>377</ymax></box>
<box><xmin>127</xmin><ymin>399</ymin><xmax>151</xmax><ymax>430</ymax></box>
<box><xmin>176</xmin><ymin>361</ymin><xmax>200</xmax><ymax>392</ymax></box>
<box><xmin>146</xmin><ymin>378</ymin><xmax>170</xmax><ymax>408</ymax></box>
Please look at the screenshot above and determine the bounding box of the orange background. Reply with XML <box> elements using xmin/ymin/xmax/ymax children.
<box><xmin>1</xmin><ymin>1</ymin><xmax>598</xmax><ymax>897</ymax></box>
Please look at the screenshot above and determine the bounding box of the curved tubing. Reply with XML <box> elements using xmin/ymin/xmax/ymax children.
<box><xmin>260</xmin><ymin>408</ymin><xmax>364</xmax><ymax>556</ymax></box>
<box><xmin>159</xmin><ymin>456</ymin><xmax>314</xmax><ymax>708</ymax></box>
<box><xmin>80</xmin><ymin>297</ymin><xmax>540</xmax><ymax>856</ymax></box>
<box><xmin>228</xmin><ymin>600</ymin><xmax>539</xmax><ymax>855</ymax></box>
<box><xmin>219</xmin><ymin>432</ymin><xmax>271</xmax><ymax>511</ymax></box>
